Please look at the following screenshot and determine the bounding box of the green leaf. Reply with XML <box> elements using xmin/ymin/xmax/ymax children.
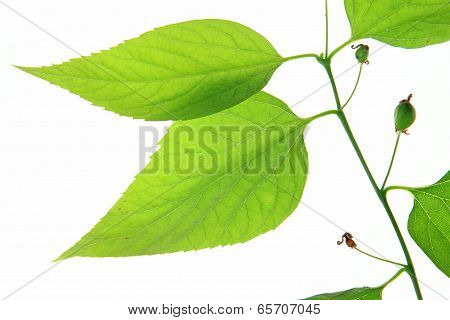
<box><xmin>306</xmin><ymin>287</ymin><xmax>383</xmax><ymax>300</ymax></box>
<box><xmin>18</xmin><ymin>19</ymin><xmax>284</xmax><ymax>120</ymax></box>
<box><xmin>57</xmin><ymin>92</ymin><xmax>309</xmax><ymax>259</ymax></box>
<box><xmin>344</xmin><ymin>0</ymin><xmax>450</xmax><ymax>48</ymax></box>
<box><xmin>406</xmin><ymin>171</ymin><xmax>450</xmax><ymax>276</ymax></box>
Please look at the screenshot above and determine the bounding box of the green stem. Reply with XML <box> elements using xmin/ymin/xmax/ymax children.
<box><xmin>283</xmin><ymin>53</ymin><xmax>320</xmax><ymax>62</ymax></box>
<box><xmin>379</xmin><ymin>268</ymin><xmax>406</xmax><ymax>289</ymax></box>
<box><xmin>328</xmin><ymin>38</ymin><xmax>353</xmax><ymax>60</ymax></box>
<box><xmin>355</xmin><ymin>248</ymin><xmax>406</xmax><ymax>267</ymax></box>
<box><xmin>381</xmin><ymin>131</ymin><xmax>401</xmax><ymax>190</ymax></box>
<box><xmin>325</xmin><ymin>0</ymin><xmax>329</xmax><ymax>57</ymax></box>
<box><xmin>321</xmin><ymin>60</ymin><xmax>423</xmax><ymax>300</ymax></box>
<box><xmin>341</xmin><ymin>63</ymin><xmax>363</xmax><ymax>110</ymax></box>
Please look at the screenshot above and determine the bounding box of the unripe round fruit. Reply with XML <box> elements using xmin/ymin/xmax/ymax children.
<box><xmin>395</xmin><ymin>94</ymin><xmax>416</xmax><ymax>132</ymax></box>
<box><xmin>352</xmin><ymin>44</ymin><xmax>369</xmax><ymax>63</ymax></box>
<box><xmin>355</xmin><ymin>45</ymin><xmax>369</xmax><ymax>63</ymax></box>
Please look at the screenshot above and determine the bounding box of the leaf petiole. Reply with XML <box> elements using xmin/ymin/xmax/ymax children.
<box><xmin>383</xmin><ymin>185</ymin><xmax>411</xmax><ymax>194</ymax></box>
<box><xmin>379</xmin><ymin>268</ymin><xmax>406</xmax><ymax>289</ymax></box>
<box><xmin>355</xmin><ymin>248</ymin><xmax>406</xmax><ymax>267</ymax></box>
<box><xmin>327</xmin><ymin>38</ymin><xmax>354</xmax><ymax>60</ymax></box>
<box><xmin>283</xmin><ymin>53</ymin><xmax>320</xmax><ymax>62</ymax></box>
<box><xmin>306</xmin><ymin>109</ymin><xmax>339</xmax><ymax>123</ymax></box>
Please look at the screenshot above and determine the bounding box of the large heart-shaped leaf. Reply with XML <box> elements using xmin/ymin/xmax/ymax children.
<box><xmin>406</xmin><ymin>171</ymin><xmax>450</xmax><ymax>276</ymax></box>
<box><xmin>57</xmin><ymin>92</ymin><xmax>309</xmax><ymax>259</ymax></box>
<box><xmin>18</xmin><ymin>20</ymin><xmax>284</xmax><ymax>120</ymax></box>
<box><xmin>344</xmin><ymin>0</ymin><xmax>450</xmax><ymax>48</ymax></box>
<box><xmin>306</xmin><ymin>287</ymin><xmax>383</xmax><ymax>300</ymax></box>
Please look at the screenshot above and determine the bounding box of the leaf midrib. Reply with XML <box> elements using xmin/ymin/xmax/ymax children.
<box><xmin>24</xmin><ymin>60</ymin><xmax>282</xmax><ymax>85</ymax></box>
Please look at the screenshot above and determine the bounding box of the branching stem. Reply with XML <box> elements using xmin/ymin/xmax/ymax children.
<box><xmin>319</xmin><ymin>56</ymin><xmax>423</xmax><ymax>300</ymax></box>
<box><xmin>325</xmin><ymin>0</ymin><xmax>329</xmax><ymax>57</ymax></box>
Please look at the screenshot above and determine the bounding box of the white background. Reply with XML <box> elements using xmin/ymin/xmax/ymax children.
<box><xmin>0</xmin><ymin>0</ymin><xmax>449</xmax><ymax>314</ymax></box>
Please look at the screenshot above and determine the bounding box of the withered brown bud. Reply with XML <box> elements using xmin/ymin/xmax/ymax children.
<box><xmin>337</xmin><ymin>232</ymin><xmax>357</xmax><ymax>249</ymax></box>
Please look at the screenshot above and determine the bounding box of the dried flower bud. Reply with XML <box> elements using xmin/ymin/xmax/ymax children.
<box><xmin>337</xmin><ymin>232</ymin><xmax>357</xmax><ymax>248</ymax></box>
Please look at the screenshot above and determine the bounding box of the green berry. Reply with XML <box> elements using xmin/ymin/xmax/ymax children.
<box><xmin>352</xmin><ymin>44</ymin><xmax>369</xmax><ymax>63</ymax></box>
<box><xmin>394</xmin><ymin>94</ymin><xmax>416</xmax><ymax>132</ymax></box>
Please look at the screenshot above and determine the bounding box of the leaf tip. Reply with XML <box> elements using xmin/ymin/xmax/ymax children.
<box><xmin>13</xmin><ymin>65</ymin><xmax>27</xmax><ymax>71</ymax></box>
<box><xmin>54</xmin><ymin>245</ymin><xmax>80</xmax><ymax>261</ymax></box>
<box><xmin>13</xmin><ymin>65</ymin><xmax>37</xmax><ymax>75</ymax></box>
<box><xmin>53</xmin><ymin>252</ymin><xmax>70</xmax><ymax>262</ymax></box>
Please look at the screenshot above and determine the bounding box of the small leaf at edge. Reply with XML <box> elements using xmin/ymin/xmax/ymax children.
<box><xmin>344</xmin><ymin>0</ymin><xmax>450</xmax><ymax>48</ymax></box>
<box><xmin>406</xmin><ymin>171</ymin><xmax>450</xmax><ymax>276</ymax></box>
<box><xmin>306</xmin><ymin>286</ymin><xmax>383</xmax><ymax>300</ymax></box>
